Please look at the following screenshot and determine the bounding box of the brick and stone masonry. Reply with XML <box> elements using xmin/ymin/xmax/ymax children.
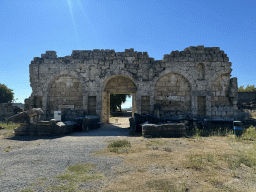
<box><xmin>25</xmin><ymin>46</ymin><xmax>239</xmax><ymax>122</ymax></box>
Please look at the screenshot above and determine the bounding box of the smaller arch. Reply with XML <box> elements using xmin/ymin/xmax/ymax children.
<box><xmin>197</xmin><ymin>63</ymin><xmax>205</xmax><ymax>80</ymax></box>
<box><xmin>211</xmin><ymin>73</ymin><xmax>232</xmax><ymax>107</ymax></box>
<box><xmin>209</xmin><ymin>69</ymin><xmax>232</xmax><ymax>88</ymax></box>
<box><xmin>211</xmin><ymin>73</ymin><xmax>231</xmax><ymax>93</ymax></box>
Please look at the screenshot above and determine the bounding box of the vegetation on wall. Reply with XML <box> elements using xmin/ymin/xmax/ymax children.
<box><xmin>0</xmin><ymin>84</ymin><xmax>14</xmax><ymax>103</ymax></box>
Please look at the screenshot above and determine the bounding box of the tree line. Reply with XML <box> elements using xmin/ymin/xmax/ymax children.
<box><xmin>238</xmin><ymin>85</ymin><xmax>256</xmax><ymax>92</ymax></box>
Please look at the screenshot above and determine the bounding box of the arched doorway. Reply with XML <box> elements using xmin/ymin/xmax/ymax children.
<box><xmin>102</xmin><ymin>75</ymin><xmax>137</xmax><ymax>123</ymax></box>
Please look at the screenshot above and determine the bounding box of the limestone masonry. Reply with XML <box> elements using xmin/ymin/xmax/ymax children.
<box><xmin>25</xmin><ymin>45</ymin><xmax>238</xmax><ymax>123</ymax></box>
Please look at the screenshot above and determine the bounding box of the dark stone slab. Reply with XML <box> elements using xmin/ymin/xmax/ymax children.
<box><xmin>203</xmin><ymin>119</ymin><xmax>234</xmax><ymax>131</ymax></box>
<box><xmin>129</xmin><ymin>117</ymin><xmax>136</xmax><ymax>131</ymax></box>
<box><xmin>73</xmin><ymin>117</ymin><xmax>84</xmax><ymax>132</ymax></box>
<box><xmin>82</xmin><ymin>115</ymin><xmax>100</xmax><ymax>132</ymax></box>
<box><xmin>146</xmin><ymin>114</ymin><xmax>161</xmax><ymax>124</ymax></box>
<box><xmin>142</xmin><ymin>123</ymin><xmax>186</xmax><ymax>138</ymax></box>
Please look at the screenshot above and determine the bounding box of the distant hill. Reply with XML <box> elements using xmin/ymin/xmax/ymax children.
<box><xmin>12</xmin><ymin>103</ymin><xmax>24</xmax><ymax>109</ymax></box>
<box><xmin>123</xmin><ymin>107</ymin><xmax>132</xmax><ymax>111</ymax></box>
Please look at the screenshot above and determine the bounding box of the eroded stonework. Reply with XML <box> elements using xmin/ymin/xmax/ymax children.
<box><xmin>25</xmin><ymin>46</ymin><xmax>238</xmax><ymax>123</ymax></box>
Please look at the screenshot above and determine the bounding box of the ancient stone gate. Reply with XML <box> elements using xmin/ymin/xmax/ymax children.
<box><xmin>25</xmin><ymin>46</ymin><xmax>239</xmax><ymax>123</ymax></box>
<box><xmin>102</xmin><ymin>75</ymin><xmax>137</xmax><ymax>123</ymax></box>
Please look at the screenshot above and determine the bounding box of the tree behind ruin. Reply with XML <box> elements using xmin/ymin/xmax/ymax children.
<box><xmin>0</xmin><ymin>84</ymin><xmax>14</xmax><ymax>103</ymax></box>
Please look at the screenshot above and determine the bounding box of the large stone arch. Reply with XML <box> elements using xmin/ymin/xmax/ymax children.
<box><xmin>209</xmin><ymin>69</ymin><xmax>232</xmax><ymax>89</ymax></box>
<box><xmin>43</xmin><ymin>71</ymin><xmax>88</xmax><ymax>93</ymax></box>
<box><xmin>37</xmin><ymin>71</ymin><xmax>89</xmax><ymax>119</ymax></box>
<box><xmin>151</xmin><ymin>68</ymin><xmax>193</xmax><ymax>89</ymax></box>
<box><xmin>101</xmin><ymin>74</ymin><xmax>137</xmax><ymax>123</ymax></box>
<box><xmin>47</xmin><ymin>74</ymin><xmax>84</xmax><ymax>115</ymax></box>
<box><xmin>155</xmin><ymin>73</ymin><xmax>191</xmax><ymax>116</ymax></box>
<box><xmin>100</xmin><ymin>69</ymin><xmax>137</xmax><ymax>90</ymax></box>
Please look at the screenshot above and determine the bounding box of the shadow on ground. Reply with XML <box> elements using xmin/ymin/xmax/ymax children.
<box><xmin>5</xmin><ymin>123</ymin><xmax>132</xmax><ymax>141</ymax></box>
<box><xmin>71</xmin><ymin>124</ymin><xmax>131</xmax><ymax>137</ymax></box>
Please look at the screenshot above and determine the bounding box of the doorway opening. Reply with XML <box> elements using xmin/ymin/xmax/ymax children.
<box><xmin>102</xmin><ymin>75</ymin><xmax>137</xmax><ymax>124</ymax></box>
<box><xmin>197</xmin><ymin>96</ymin><xmax>206</xmax><ymax>116</ymax></box>
<box><xmin>109</xmin><ymin>94</ymin><xmax>132</xmax><ymax>126</ymax></box>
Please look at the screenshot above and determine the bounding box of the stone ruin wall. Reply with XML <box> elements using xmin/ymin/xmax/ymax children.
<box><xmin>25</xmin><ymin>45</ymin><xmax>238</xmax><ymax>122</ymax></box>
<box><xmin>0</xmin><ymin>103</ymin><xmax>23</xmax><ymax>120</ymax></box>
<box><xmin>238</xmin><ymin>92</ymin><xmax>256</xmax><ymax>104</ymax></box>
<box><xmin>237</xmin><ymin>92</ymin><xmax>256</xmax><ymax>118</ymax></box>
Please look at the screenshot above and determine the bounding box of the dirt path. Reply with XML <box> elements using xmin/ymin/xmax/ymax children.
<box><xmin>0</xmin><ymin>117</ymin><xmax>256</xmax><ymax>191</ymax></box>
<box><xmin>109</xmin><ymin>116</ymin><xmax>130</xmax><ymax>128</ymax></box>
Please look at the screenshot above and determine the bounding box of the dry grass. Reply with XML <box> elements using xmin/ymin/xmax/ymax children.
<box><xmin>92</xmin><ymin>133</ymin><xmax>256</xmax><ymax>192</ymax></box>
<box><xmin>20</xmin><ymin>188</ymin><xmax>34</xmax><ymax>192</ymax></box>
<box><xmin>47</xmin><ymin>163</ymin><xmax>104</xmax><ymax>191</ymax></box>
<box><xmin>22</xmin><ymin>163</ymin><xmax>104</xmax><ymax>192</ymax></box>
<box><xmin>0</xmin><ymin>121</ymin><xmax>18</xmax><ymax>137</ymax></box>
<box><xmin>240</xmin><ymin>126</ymin><xmax>256</xmax><ymax>141</ymax></box>
<box><xmin>10</xmin><ymin>116</ymin><xmax>256</xmax><ymax>191</ymax></box>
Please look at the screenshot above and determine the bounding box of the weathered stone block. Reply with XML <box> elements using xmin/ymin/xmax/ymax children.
<box><xmin>142</xmin><ymin>123</ymin><xmax>186</xmax><ymax>137</ymax></box>
<box><xmin>82</xmin><ymin>115</ymin><xmax>100</xmax><ymax>131</ymax></box>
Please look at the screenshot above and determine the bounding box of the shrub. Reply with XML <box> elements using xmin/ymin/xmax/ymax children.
<box><xmin>164</xmin><ymin>147</ymin><xmax>172</xmax><ymax>152</ymax></box>
<box><xmin>241</xmin><ymin>126</ymin><xmax>256</xmax><ymax>141</ymax></box>
<box><xmin>107</xmin><ymin>139</ymin><xmax>131</xmax><ymax>154</ymax></box>
<box><xmin>146</xmin><ymin>179</ymin><xmax>177</xmax><ymax>191</ymax></box>
<box><xmin>108</xmin><ymin>139</ymin><xmax>131</xmax><ymax>148</ymax></box>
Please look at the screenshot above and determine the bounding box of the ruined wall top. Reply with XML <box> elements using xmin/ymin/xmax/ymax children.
<box><xmin>31</xmin><ymin>48</ymin><xmax>154</xmax><ymax>64</ymax></box>
<box><xmin>31</xmin><ymin>45</ymin><xmax>230</xmax><ymax>65</ymax></box>
<box><xmin>163</xmin><ymin>46</ymin><xmax>229</xmax><ymax>62</ymax></box>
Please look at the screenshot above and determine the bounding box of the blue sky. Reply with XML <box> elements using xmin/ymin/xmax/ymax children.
<box><xmin>1</xmin><ymin>0</ymin><xmax>256</xmax><ymax>106</ymax></box>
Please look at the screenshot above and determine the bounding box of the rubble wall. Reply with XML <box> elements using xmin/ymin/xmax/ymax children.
<box><xmin>0</xmin><ymin>103</ymin><xmax>23</xmax><ymax>120</ymax></box>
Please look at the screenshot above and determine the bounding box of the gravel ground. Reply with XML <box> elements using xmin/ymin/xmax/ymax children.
<box><xmin>0</xmin><ymin>123</ymin><xmax>131</xmax><ymax>192</ymax></box>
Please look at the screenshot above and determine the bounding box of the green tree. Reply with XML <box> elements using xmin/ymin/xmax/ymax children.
<box><xmin>110</xmin><ymin>94</ymin><xmax>131</xmax><ymax>112</ymax></box>
<box><xmin>238</xmin><ymin>84</ymin><xmax>256</xmax><ymax>92</ymax></box>
<box><xmin>238</xmin><ymin>85</ymin><xmax>245</xmax><ymax>92</ymax></box>
<box><xmin>0</xmin><ymin>84</ymin><xmax>14</xmax><ymax>103</ymax></box>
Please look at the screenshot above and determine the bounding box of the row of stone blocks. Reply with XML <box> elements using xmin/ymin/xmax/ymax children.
<box><xmin>142</xmin><ymin>123</ymin><xmax>186</xmax><ymax>138</ymax></box>
<box><xmin>14</xmin><ymin>121</ymin><xmax>75</xmax><ymax>136</ymax></box>
<box><xmin>14</xmin><ymin>115</ymin><xmax>100</xmax><ymax>136</ymax></box>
